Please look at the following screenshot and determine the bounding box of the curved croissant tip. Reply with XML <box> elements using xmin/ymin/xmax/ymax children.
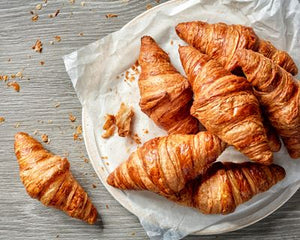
<box><xmin>15</xmin><ymin>132</ymin><xmax>30</xmax><ymax>141</ymax></box>
<box><xmin>141</xmin><ymin>35</ymin><xmax>155</xmax><ymax>44</ymax></box>
<box><xmin>175</xmin><ymin>22</ymin><xmax>186</xmax><ymax>35</ymax></box>
<box><xmin>106</xmin><ymin>173</ymin><xmax>115</xmax><ymax>187</ymax></box>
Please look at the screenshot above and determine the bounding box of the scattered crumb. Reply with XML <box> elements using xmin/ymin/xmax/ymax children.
<box><xmin>105</xmin><ymin>204</ymin><xmax>109</xmax><ymax>209</ymax></box>
<box><xmin>69</xmin><ymin>113</ymin><xmax>76</xmax><ymax>122</ymax></box>
<box><xmin>49</xmin><ymin>9</ymin><xmax>60</xmax><ymax>18</ymax></box>
<box><xmin>101</xmin><ymin>114</ymin><xmax>116</xmax><ymax>139</ymax></box>
<box><xmin>41</xmin><ymin>134</ymin><xmax>49</xmax><ymax>143</ymax></box>
<box><xmin>33</xmin><ymin>130</ymin><xmax>38</xmax><ymax>135</ymax></box>
<box><xmin>131</xmin><ymin>133</ymin><xmax>141</xmax><ymax>144</ymax></box>
<box><xmin>54</xmin><ymin>36</ymin><xmax>61</xmax><ymax>42</ymax></box>
<box><xmin>32</xmin><ymin>39</ymin><xmax>43</xmax><ymax>53</ymax></box>
<box><xmin>101</xmin><ymin>166</ymin><xmax>104</xmax><ymax>171</ymax></box>
<box><xmin>84</xmin><ymin>158</ymin><xmax>89</xmax><ymax>163</ymax></box>
<box><xmin>30</xmin><ymin>10</ymin><xmax>34</xmax><ymax>15</ymax></box>
<box><xmin>16</xmin><ymin>71</ymin><xmax>23</xmax><ymax>79</ymax></box>
<box><xmin>100</xmin><ymin>156</ymin><xmax>108</xmax><ymax>160</ymax></box>
<box><xmin>63</xmin><ymin>152</ymin><xmax>69</xmax><ymax>157</ymax></box>
<box><xmin>11</xmin><ymin>74</ymin><xmax>16</xmax><ymax>79</ymax></box>
<box><xmin>0</xmin><ymin>117</ymin><xmax>5</xmax><ymax>124</ymax></box>
<box><xmin>92</xmin><ymin>184</ymin><xmax>97</xmax><ymax>188</ymax></box>
<box><xmin>31</xmin><ymin>15</ymin><xmax>39</xmax><ymax>22</ymax></box>
<box><xmin>146</xmin><ymin>4</ymin><xmax>152</xmax><ymax>10</ymax></box>
<box><xmin>143</xmin><ymin>129</ymin><xmax>149</xmax><ymax>134</ymax></box>
<box><xmin>8</xmin><ymin>58</ymin><xmax>11</xmax><ymax>62</ymax></box>
<box><xmin>44</xmin><ymin>0</ymin><xmax>48</xmax><ymax>3</ymax></box>
<box><xmin>131</xmin><ymin>232</ymin><xmax>136</xmax><ymax>236</ymax></box>
<box><xmin>56</xmin><ymin>235</ymin><xmax>59</xmax><ymax>238</ymax></box>
<box><xmin>105</xmin><ymin>13</ymin><xmax>118</xmax><ymax>18</ymax></box>
<box><xmin>48</xmin><ymin>120</ymin><xmax>53</xmax><ymax>124</ymax></box>
<box><xmin>81</xmin><ymin>1</ymin><xmax>85</xmax><ymax>6</ymax></box>
<box><xmin>73</xmin><ymin>133</ymin><xmax>79</xmax><ymax>141</ymax></box>
<box><xmin>54</xmin><ymin>102</ymin><xmax>60</xmax><ymax>108</ymax></box>
<box><xmin>69</xmin><ymin>0</ymin><xmax>75</xmax><ymax>3</ymax></box>
<box><xmin>49</xmin><ymin>41</ymin><xmax>54</xmax><ymax>45</ymax></box>
<box><xmin>7</xmin><ymin>82</ymin><xmax>20</xmax><ymax>92</ymax></box>
<box><xmin>170</xmin><ymin>40</ymin><xmax>174</xmax><ymax>45</ymax></box>
<box><xmin>105</xmin><ymin>162</ymin><xmax>109</xmax><ymax>166</ymax></box>
<box><xmin>76</xmin><ymin>125</ymin><xmax>82</xmax><ymax>135</ymax></box>
<box><xmin>40</xmin><ymin>61</ymin><xmax>45</xmax><ymax>66</ymax></box>
<box><xmin>36</xmin><ymin>3</ymin><xmax>42</xmax><ymax>10</ymax></box>
<box><xmin>79</xmin><ymin>32</ymin><xmax>84</xmax><ymax>36</ymax></box>
<box><xmin>14</xmin><ymin>122</ymin><xmax>20</xmax><ymax>128</ymax></box>
<box><xmin>115</xmin><ymin>103</ymin><xmax>134</xmax><ymax>137</ymax></box>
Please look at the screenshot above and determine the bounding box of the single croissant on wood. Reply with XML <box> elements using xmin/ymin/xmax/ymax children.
<box><xmin>236</xmin><ymin>49</ymin><xmax>300</xmax><ymax>159</ymax></box>
<box><xmin>175</xmin><ymin>21</ymin><xmax>298</xmax><ymax>75</ymax></box>
<box><xmin>138</xmin><ymin>36</ymin><xmax>199</xmax><ymax>134</ymax></box>
<box><xmin>179</xmin><ymin>46</ymin><xmax>273</xmax><ymax>165</ymax></box>
<box><xmin>14</xmin><ymin>132</ymin><xmax>98</xmax><ymax>224</ymax></box>
<box><xmin>168</xmin><ymin>162</ymin><xmax>285</xmax><ymax>214</ymax></box>
<box><xmin>107</xmin><ymin>131</ymin><xmax>226</xmax><ymax>196</ymax></box>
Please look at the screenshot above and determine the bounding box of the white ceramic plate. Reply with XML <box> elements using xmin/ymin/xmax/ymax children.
<box><xmin>79</xmin><ymin>0</ymin><xmax>300</xmax><ymax>235</ymax></box>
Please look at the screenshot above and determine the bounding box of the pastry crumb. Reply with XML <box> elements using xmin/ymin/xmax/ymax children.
<box><xmin>146</xmin><ymin>4</ymin><xmax>152</xmax><ymax>10</ymax></box>
<box><xmin>100</xmin><ymin>156</ymin><xmax>108</xmax><ymax>160</ymax></box>
<box><xmin>63</xmin><ymin>152</ymin><xmax>69</xmax><ymax>157</ymax></box>
<box><xmin>105</xmin><ymin>204</ymin><xmax>109</xmax><ymax>209</ymax></box>
<box><xmin>33</xmin><ymin>130</ymin><xmax>38</xmax><ymax>135</ymax></box>
<box><xmin>0</xmin><ymin>117</ymin><xmax>5</xmax><ymax>124</ymax></box>
<box><xmin>48</xmin><ymin>120</ymin><xmax>53</xmax><ymax>124</ymax></box>
<box><xmin>41</xmin><ymin>134</ymin><xmax>49</xmax><ymax>143</ymax></box>
<box><xmin>115</xmin><ymin>103</ymin><xmax>134</xmax><ymax>137</ymax></box>
<box><xmin>101</xmin><ymin>166</ymin><xmax>104</xmax><ymax>171</ymax></box>
<box><xmin>73</xmin><ymin>133</ymin><xmax>79</xmax><ymax>141</ymax></box>
<box><xmin>35</xmin><ymin>3</ymin><xmax>42</xmax><ymax>10</ymax></box>
<box><xmin>105</xmin><ymin>162</ymin><xmax>109</xmax><ymax>166</ymax></box>
<box><xmin>32</xmin><ymin>39</ymin><xmax>43</xmax><ymax>53</ymax></box>
<box><xmin>131</xmin><ymin>232</ymin><xmax>136</xmax><ymax>236</ymax></box>
<box><xmin>105</xmin><ymin>13</ymin><xmax>118</xmax><ymax>18</ymax></box>
<box><xmin>31</xmin><ymin>15</ymin><xmax>39</xmax><ymax>22</ymax></box>
<box><xmin>69</xmin><ymin>113</ymin><xmax>76</xmax><ymax>122</ymax></box>
<box><xmin>170</xmin><ymin>40</ymin><xmax>174</xmax><ymax>45</ymax></box>
<box><xmin>84</xmin><ymin>158</ymin><xmax>89</xmax><ymax>163</ymax></box>
<box><xmin>49</xmin><ymin>40</ymin><xmax>54</xmax><ymax>45</ymax></box>
<box><xmin>54</xmin><ymin>36</ymin><xmax>61</xmax><ymax>42</ymax></box>
<box><xmin>92</xmin><ymin>184</ymin><xmax>97</xmax><ymax>188</ymax></box>
<box><xmin>102</xmin><ymin>114</ymin><xmax>116</xmax><ymax>139</ymax></box>
<box><xmin>54</xmin><ymin>102</ymin><xmax>60</xmax><ymax>108</ymax></box>
<box><xmin>143</xmin><ymin>129</ymin><xmax>149</xmax><ymax>134</ymax></box>
<box><xmin>11</xmin><ymin>74</ymin><xmax>16</xmax><ymax>79</ymax></box>
<box><xmin>69</xmin><ymin>0</ymin><xmax>75</xmax><ymax>3</ymax></box>
<box><xmin>49</xmin><ymin>9</ymin><xmax>60</xmax><ymax>18</ymax></box>
<box><xmin>79</xmin><ymin>32</ymin><xmax>84</xmax><ymax>36</ymax></box>
<box><xmin>80</xmin><ymin>1</ymin><xmax>85</xmax><ymax>6</ymax></box>
<box><xmin>7</xmin><ymin>82</ymin><xmax>20</xmax><ymax>92</ymax></box>
<box><xmin>14</xmin><ymin>122</ymin><xmax>20</xmax><ymax>128</ymax></box>
<box><xmin>16</xmin><ymin>71</ymin><xmax>23</xmax><ymax>79</ymax></box>
<box><xmin>131</xmin><ymin>133</ymin><xmax>141</xmax><ymax>144</ymax></box>
<box><xmin>76</xmin><ymin>125</ymin><xmax>82</xmax><ymax>134</ymax></box>
<box><xmin>40</xmin><ymin>61</ymin><xmax>45</xmax><ymax>66</ymax></box>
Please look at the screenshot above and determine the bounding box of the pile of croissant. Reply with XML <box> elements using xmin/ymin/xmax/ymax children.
<box><xmin>107</xmin><ymin>21</ymin><xmax>299</xmax><ymax>214</ymax></box>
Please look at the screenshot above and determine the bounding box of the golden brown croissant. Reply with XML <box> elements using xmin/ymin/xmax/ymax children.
<box><xmin>262</xmin><ymin>113</ymin><xmax>281</xmax><ymax>152</ymax></box>
<box><xmin>138</xmin><ymin>36</ymin><xmax>199</xmax><ymax>134</ymax></box>
<box><xmin>176</xmin><ymin>21</ymin><xmax>298</xmax><ymax>75</ymax></box>
<box><xmin>236</xmin><ymin>49</ymin><xmax>300</xmax><ymax>159</ymax></box>
<box><xmin>179</xmin><ymin>46</ymin><xmax>273</xmax><ymax>165</ymax></box>
<box><xmin>107</xmin><ymin>131</ymin><xmax>226</xmax><ymax>196</ymax></box>
<box><xmin>168</xmin><ymin>162</ymin><xmax>285</xmax><ymax>214</ymax></box>
<box><xmin>14</xmin><ymin>132</ymin><xmax>98</xmax><ymax>224</ymax></box>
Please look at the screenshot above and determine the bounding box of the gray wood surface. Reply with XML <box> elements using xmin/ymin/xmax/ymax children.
<box><xmin>0</xmin><ymin>1</ymin><xmax>299</xmax><ymax>239</ymax></box>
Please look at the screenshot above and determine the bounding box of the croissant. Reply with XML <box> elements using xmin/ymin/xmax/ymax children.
<box><xmin>262</xmin><ymin>113</ymin><xmax>281</xmax><ymax>152</ymax></box>
<box><xmin>138</xmin><ymin>36</ymin><xmax>199</xmax><ymax>134</ymax></box>
<box><xmin>175</xmin><ymin>21</ymin><xmax>298</xmax><ymax>75</ymax></box>
<box><xmin>107</xmin><ymin>131</ymin><xmax>226</xmax><ymax>196</ymax></box>
<box><xmin>236</xmin><ymin>49</ymin><xmax>300</xmax><ymax>159</ymax></box>
<box><xmin>168</xmin><ymin>162</ymin><xmax>285</xmax><ymax>214</ymax></box>
<box><xmin>179</xmin><ymin>46</ymin><xmax>273</xmax><ymax>165</ymax></box>
<box><xmin>14</xmin><ymin>132</ymin><xmax>98</xmax><ymax>224</ymax></box>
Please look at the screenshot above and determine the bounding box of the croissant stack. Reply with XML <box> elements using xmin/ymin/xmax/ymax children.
<box><xmin>14</xmin><ymin>132</ymin><xmax>98</xmax><ymax>224</ymax></box>
<box><xmin>138</xmin><ymin>36</ymin><xmax>199</xmax><ymax>134</ymax></box>
<box><xmin>107</xmin><ymin>131</ymin><xmax>226</xmax><ymax>196</ymax></box>
<box><xmin>179</xmin><ymin>46</ymin><xmax>273</xmax><ymax>165</ymax></box>
<box><xmin>236</xmin><ymin>49</ymin><xmax>300</xmax><ymax>159</ymax></box>
<box><xmin>175</xmin><ymin>21</ymin><xmax>298</xmax><ymax>75</ymax></box>
<box><xmin>169</xmin><ymin>162</ymin><xmax>285</xmax><ymax>214</ymax></box>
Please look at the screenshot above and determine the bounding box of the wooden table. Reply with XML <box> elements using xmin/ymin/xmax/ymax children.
<box><xmin>0</xmin><ymin>1</ymin><xmax>299</xmax><ymax>239</ymax></box>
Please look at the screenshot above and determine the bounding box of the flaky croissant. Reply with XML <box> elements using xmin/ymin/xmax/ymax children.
<box><xmin>168</xmin><ymin>162</ymin><xmax>285</xmax><ymax>214</ymax></box>
<box><xmin>107</xmin><ymin>131</ymin><xmax>226</xmax><ymax>196</ymax></box>
<box><xmin>179</xmin><ymin>46</ymin><xmax>273</xmax><ymax>165</ymax></box>
<box><xmin>176</xmin><ymin>21</ymin><xmax>298</xmax><ymax>75</ymax></box>
<box><xmin>236</xmin><ymin>49</ymin><xmax>300</xmax><ymax>159</ymax></box>
<box><xmin>14</xmin><ymin>132</ymin><xmax>97</xmax><ymax>224</ymax></box>
<box><xmin>138</xmin><ymin>36</ymin><xmax>199</xmax><ymax>134</ymax></box>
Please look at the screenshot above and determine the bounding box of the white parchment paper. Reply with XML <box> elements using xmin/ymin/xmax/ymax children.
<box><xmin>64</xmin><ymin>0</ymin><xmax>300</xmax><ymax>239</ymax></box>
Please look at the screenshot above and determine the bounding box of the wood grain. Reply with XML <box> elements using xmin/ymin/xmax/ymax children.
<box><xmin>0</xmin><ymin>1</ymin><xmax>299</xmax><ymax>239</ymax></box>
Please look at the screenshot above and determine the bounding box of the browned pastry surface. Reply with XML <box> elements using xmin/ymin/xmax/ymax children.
<box><xmin>175</xmin><ymin>21</ymin><xmax>298</xmax><ymax>75</ymax></box>
<box><xmin>138</xmin><ymin>36</ymin><xmax>199</xmax><ymax>134</ymax></box>
<box><xmin>171</xmin><ymin>162</ymin><xmax>285</xmax><ymax>214</ymax></box>
<box><xmin>107</xmin><ymin>131</ymin><xmax>226</xmax><ymax>196</ymax></box>
<box><xmin>14</xmin><ymin>132</ymin><xmax>98</xmax><ymax>224</ymax></box>
<box><xmin>179</xmin><ymin>46</ymin><xmax>273</xmax><ymax>165</ymax></box>
<box><xmin>236</xmin><ymin>49</ymin><xmax>300</xmax><ymax>159</ymax></box>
